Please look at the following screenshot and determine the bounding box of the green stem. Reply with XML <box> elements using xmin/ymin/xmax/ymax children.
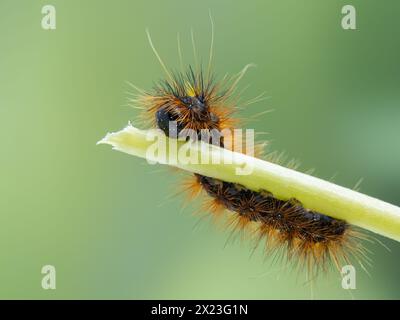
<box><xmin>98</xmin><ymin>123</ymin><xmax>400</xmax><ymax>242</ymax></box>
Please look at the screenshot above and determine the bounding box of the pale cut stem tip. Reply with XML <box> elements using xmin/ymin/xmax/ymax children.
<box><xmin>98</xmin><ymin>123</ymin><xmax>400</xmax><ymax>243</ymax></box>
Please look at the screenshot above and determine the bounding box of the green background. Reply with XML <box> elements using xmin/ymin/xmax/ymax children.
<box><xmin>1</xmin><ymin>0</ymin><xmax>399</xmax><ymax>299</ymax></box>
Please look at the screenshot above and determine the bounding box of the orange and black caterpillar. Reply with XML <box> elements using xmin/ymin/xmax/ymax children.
<box><xmin>130</xmin><ymin>28</ymin><xmax>368</xmax><ymax>275</ymax></box>
<box><xmin>132</xmin><ymin>66</ymin><xmax>367</xmax><ymax>274</ymax></box>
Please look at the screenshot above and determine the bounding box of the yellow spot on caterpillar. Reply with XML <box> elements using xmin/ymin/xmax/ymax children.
<box><xmin>185</xmin><ymin>82</ymin><xmax>196</xmax><ymax>97</ymax></box>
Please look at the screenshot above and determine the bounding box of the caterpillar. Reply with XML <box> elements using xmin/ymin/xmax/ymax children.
<box><xmin>127</xmin><ymin>24</ymin><xmax>369</xmax><ymax>276</ymax></box>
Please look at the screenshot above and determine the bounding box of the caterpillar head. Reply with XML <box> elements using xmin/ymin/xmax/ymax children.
<box><xmin>140</xmin><ymin>67</ymin><xmax>237</xmax><ymax>138</ymax></box>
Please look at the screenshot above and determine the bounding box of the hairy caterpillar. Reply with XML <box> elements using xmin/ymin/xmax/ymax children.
<box><xmin>127</xmin><ymin>22</ymin><xmax>370</xmax><ymax>276</ymax></box>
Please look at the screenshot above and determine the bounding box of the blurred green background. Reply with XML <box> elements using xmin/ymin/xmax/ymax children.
<box><xmin>0</xmin><ymin>0</ymin><xmax>399</xmax><ymax>299</ymax></box>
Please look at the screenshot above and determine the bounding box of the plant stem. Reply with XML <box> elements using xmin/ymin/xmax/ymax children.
<box><xmin>98</xmin><ymin>123</ymin><xmax>400</xmax><ymax>242</ymax></box>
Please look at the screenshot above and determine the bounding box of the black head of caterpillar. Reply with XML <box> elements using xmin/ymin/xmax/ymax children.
<box><xmin>138</xmin><ymin>66</ymin><xmax>239</xmax><ymax>141</ymax></box>
<box><xmin>154</xmin><ymin>69</ymin><xmax>220</xmax><ymax>137</ymax></box>
<box><xmin>131</xmin><ymin>29</ymin><xmax>369</xmax><ymax>276</ymax></box>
